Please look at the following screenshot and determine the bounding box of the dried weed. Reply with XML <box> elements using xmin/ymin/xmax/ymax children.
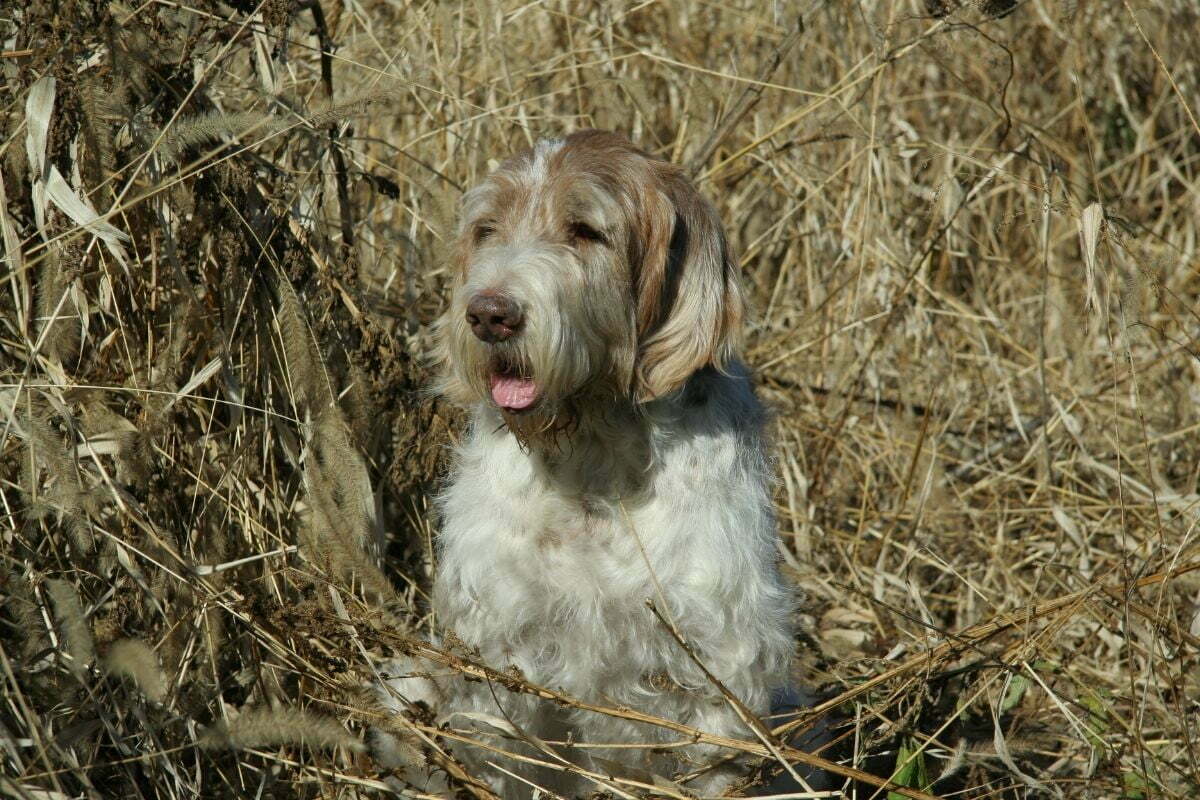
<box><xmin>1</xmin><ymin>0</ymin><xmax>1198</xmax><ymax>797</ymax></box>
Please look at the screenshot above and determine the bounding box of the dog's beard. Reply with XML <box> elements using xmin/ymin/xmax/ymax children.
<box><xmin>473</xmin><ymin>348</ymin><xmax>578</xmax><ymax>450</ymax></box>
<box><xmin>457</xmin><ymin>339</ymin><xmax>637</xmax><ymax>452</ymax></box>
<box><xmin>442</xmin><ymin>279</ymin><xmax>636</xmax><ymax>451</ymax></box>
<box><xmin>500</xmin><ymin>399</ymin><xmax>581</xmax><ymax>452</ymax></box>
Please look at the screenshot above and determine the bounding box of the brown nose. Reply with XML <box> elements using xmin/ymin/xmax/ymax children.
<box><xmin>466</xmin><ymin>292</ymin><xmax>523</xmax><ymax>342</ymax></box>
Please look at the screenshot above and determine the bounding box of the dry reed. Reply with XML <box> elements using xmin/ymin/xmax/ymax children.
<box><xmin>2</xmin><ymin>0</ymin><xmax>1198</xmax><ymax>797</ymax></box>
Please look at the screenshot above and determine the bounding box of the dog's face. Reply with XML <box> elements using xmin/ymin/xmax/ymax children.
<box><xmin>438</xmin><ymin>130</ymin><xmax>743</xmax><ymax>440</ymax></box>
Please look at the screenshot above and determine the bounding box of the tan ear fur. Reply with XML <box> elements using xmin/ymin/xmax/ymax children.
<box><xmin>634</xmin><ymin>165</ymin><xmax>744</xmax><ymax>402</ymax></box>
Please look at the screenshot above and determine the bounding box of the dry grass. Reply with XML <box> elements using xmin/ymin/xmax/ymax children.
<box><xmin>2</xmin><ymin>0</ymin><xmax>1199</xmax><ymax>797</ymax></box>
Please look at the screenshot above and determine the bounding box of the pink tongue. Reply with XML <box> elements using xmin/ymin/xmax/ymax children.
<box><xmin>490</xmin><ymin>374</ymin><xmax>539</xmax><ymax>410</ymax></box>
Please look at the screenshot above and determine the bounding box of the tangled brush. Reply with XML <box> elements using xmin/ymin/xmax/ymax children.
<box><xmin>2</xmin><ymin>0</ymin><xmax>1198</xmax><ymax>797</ymax></box>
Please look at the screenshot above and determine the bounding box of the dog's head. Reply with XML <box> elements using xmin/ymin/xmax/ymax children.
<box><xmin>438</xmin><ymin>130</ymin><xmax>743</xmax><ymax>439</ymax></box>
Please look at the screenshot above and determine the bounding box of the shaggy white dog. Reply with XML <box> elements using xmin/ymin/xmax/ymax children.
<box><xmin>378</xmin><ymin>130</ymin><xmax>818</xmax><ymax>797</ymax></box>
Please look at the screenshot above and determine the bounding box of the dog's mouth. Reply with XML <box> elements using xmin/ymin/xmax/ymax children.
<box><xmin>488</xmin><ymin>357</ymin><xmax>539</xmax><ymax>414</ymax></box>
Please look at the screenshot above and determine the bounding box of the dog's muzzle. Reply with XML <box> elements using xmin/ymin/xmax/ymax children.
<box><xmin>464</xmin><ymin>292</ymin><xmax>540</xmax><ymax>413</ymax></box>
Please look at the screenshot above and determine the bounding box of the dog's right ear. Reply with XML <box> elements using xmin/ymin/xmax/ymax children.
<box><xmin>632</xmin><ymin>166</ymin><xmax>744</xmax><ymax>403</ymax></box>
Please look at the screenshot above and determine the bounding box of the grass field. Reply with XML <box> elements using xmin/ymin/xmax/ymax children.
<box><xmin>2</xmin><ymin>0</ymin><xmax>1199</xmax><ymax>797</ymax></box>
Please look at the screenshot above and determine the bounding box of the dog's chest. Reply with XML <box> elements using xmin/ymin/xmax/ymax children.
<box><xmin>443</xmin><ymin>465</ymin><xmax>652</xmax><ymax>602</ymax></box>
<box><xmin>434</xmin><ymin>434</ymin><xmax>691</xmax><ymax>674</ymax></box>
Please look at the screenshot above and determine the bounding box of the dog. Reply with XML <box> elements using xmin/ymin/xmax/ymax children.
<box><xmin>377</xmin><ymin>130</ymin><xmax>822</xmax><ymax>797</ymax></box>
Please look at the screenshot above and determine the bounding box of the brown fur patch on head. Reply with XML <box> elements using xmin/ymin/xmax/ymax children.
<box><xmin>540</xmin><ymin>130</ymin><xmax>745</xmax><ymax>402</ymax></box>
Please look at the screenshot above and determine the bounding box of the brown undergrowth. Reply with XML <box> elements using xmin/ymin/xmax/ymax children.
<box><xmin>1</xmin><ymin>1</ymin><xmax>1198</xmax><ymax>798</ymax></box>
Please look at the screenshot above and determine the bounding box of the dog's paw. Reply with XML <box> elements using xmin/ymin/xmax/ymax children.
<box><xmin>367</xmin><ymin>656</ymin><xmax>453</xmax><ymax>794</ymax></box>
<box><xmin>374</xmin><ymin>655</ymin><xmax>443</xmax><ymax>713</ymax></box>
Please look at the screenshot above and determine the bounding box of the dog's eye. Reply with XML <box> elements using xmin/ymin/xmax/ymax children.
<box><xmin>569</xmin><ymin>222</ymin><xmax>606</xmax><ymax>246</ymax></box>
<box><xmin>473</xmin><ymin>223</ymin><xmax>496</xmax><ymax>245</ymax></box>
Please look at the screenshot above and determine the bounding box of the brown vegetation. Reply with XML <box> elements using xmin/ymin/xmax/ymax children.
<box><xmin>2</xmin><ymin>0</ymin><xmax>1199</xmax><ymax>797</ymax></box>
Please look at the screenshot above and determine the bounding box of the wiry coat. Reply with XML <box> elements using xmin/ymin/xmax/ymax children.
<box><xmin>379</xmin><ymin>131</ymin><xmax>799</xmax><ymax>797</ymax></box>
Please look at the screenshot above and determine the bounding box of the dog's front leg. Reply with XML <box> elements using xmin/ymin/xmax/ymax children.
<box><xmin>374</xmin><ymin>651</ymin><xmax>577</xmax><ymax>799</ymax></box>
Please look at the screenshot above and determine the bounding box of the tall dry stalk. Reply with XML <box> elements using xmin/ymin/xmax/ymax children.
<box><xmin>1</xmin><ymin>1</ymin><xmax>1198</xmax><ymax>797</ymax></box>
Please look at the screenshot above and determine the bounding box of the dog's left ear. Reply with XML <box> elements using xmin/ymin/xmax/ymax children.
<box><xmin>633</xmin><ymin>166</ymin><xmax>744</xmax><ymax>402</ymax></box>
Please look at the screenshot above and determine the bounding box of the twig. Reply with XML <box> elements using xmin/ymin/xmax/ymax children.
<box><xmin>645</xmin><ymin>600</ymin><xmax>814</xmax><ymax>792</ymax></box>
<box><xmin>773</xmin><ymin>557</ymin><xmax>1200</xmax><ymax>741</ymax></box>
<box><xmin>379</xmin><ymin>634</ymin><xmax>940</xmax><ymax>800</ymax></box>
<box><xmin>302</xmin><ymin>0</ymin><xmax>356</xmax><ymax>255</ymax></box>
<box><xmin>687</xmin><ymin>19</ymin><xmax>806</xmax><ymax>177</ymax></box>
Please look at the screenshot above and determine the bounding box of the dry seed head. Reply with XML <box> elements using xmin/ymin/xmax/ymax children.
<box><xmin>45</xmin><ymin>578</ymin><xmax>96</xmax><ymax>673</ymax></box>
<box><xmin>104</xmin><ymin>638</ymin><xmax>168</xmax><ymax>703</ymax></box>
<box><xmin>198</xmin><ymin>707</ymin><xmax>364</xmax><ymax>753</ymax></box>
